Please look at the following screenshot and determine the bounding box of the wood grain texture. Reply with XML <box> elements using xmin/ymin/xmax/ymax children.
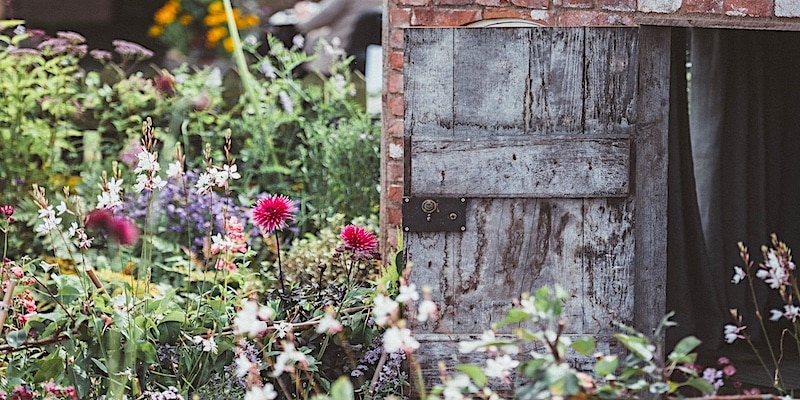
<box><xmin>409</xmin><ymin>134</ymin><xmax>630</xmax><ymax>197</ymax></box>
<box><xmin>404</xmin><ymin>28</ymin><xmax>454</xmax><ymax>138</ymax></box>
<box><xmin>453</xmin><ymin>28</ymin><xmax>531</xmax><ymax>137</ymax></box>
<box><xmin>528</xmin><ymin>29</ymin><xmax>585</xmax><ymax>135</ymax></box>
<box><xmin>633</xmin><ymin>26</ymin><xmax>670</xmax><ymax>337</ymax></box>
<box><xmin>584</xmin><ymin>28</ymin><xmax>639</xmax><ymax>135</ymax></box>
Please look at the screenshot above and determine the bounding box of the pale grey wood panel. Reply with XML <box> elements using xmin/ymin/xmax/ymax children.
<box><xmin>405</xmin><ymin>231</ymin><xmax>455</xmax><ymax>334</ymax></box>
<box><xmin>584</xmin><ymin>28</ymin><xmax>639</xmax><ymax>135</ymax></box>
<box><xmin>410</xmin><ymin>135</ymin><xmax>630</xmax><ymax>197</ymax></box>
<box><xmin>582</xmin><ymin>198</ymin><xmax>635</xmax><ymax>334</ymax></box>
<box><xmin>442</xmin><ymin>199</ymin><xmax>585</xmax><ymax>334</ymax></box>
<box><xmin>404</xmin><ymin>29</ymin><xmax>454</xmax><ymax>137</ymax></box>
<box><xmin>633</xmin><ymin>26</ymin><xmax>670</xmax><ymax>337</ymax></box>
<box><xmin>528</xmin><ymin>28</ymin><xmax>585</xmax><ymax>135</ymax></box>
<box><xmin>453</xmin><ymin>28</ymin><xmax>531</xmax><ymax>136</ymax></box>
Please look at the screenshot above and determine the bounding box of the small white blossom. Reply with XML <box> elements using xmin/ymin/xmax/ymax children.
<box><xmin>274</xmin><ymin>321</ymin><xmax>293</xmax><ymax>339</ymax></box>
<box><xmin>372</xmin><ymin>294</ymin><xmax>398</xmax><ymax>327</ymax></box>
<box><xmin>442</xmin><ymin>374</ymin><xmax>478</xmax><ymax>400</ymax></box>
<box><xmin>731</xmin><ymin>265</ymin><xmax>746</xmax><ymax>284</ymax></box>
<box><xmin>166</xmin><ymin>161</ymin><xmax>183</xmax><ymax>178</ymax></box>
<box><xmin>770</xmin><ymin>308</ymin><xmax>784</xmax><ymax>321</ymax></box>
<box><xmin>459</xmin><ymin>330</ymin><xmax>499</xmax><ymax>354</ymax></box>
<box><xmin>244</xmin><ymin>384</ymin><xmax>277</xmax><ymax>400</ymax></box>
<box><xmin>724</xmin><ymin>324</ymin><xmax>746</xmax><ymax>344</ymax></box>
<box><xmin>292</xmin><ymin>34</ymin><xmax>304</xmax><ymax>49</ymax></box>
<box><xmin>234</xmin><ymin>300</ymin><xmax>269</xmax><ymax>338</ymax></box>
<box><xmin>134</xmin><ymin>150</ymin><xmax>159</xmax><ymax>174</ymax></box>
<box><xmin>485</xmin><ymin>354</ymin><xmax>519</xmax><ymax>382</ymax></box>
<box><xmin>192</xmin><ymin>336</ymin><xmax>218</xmax><ymax>354</ymax></box>
<box><xmin>56</xmin><ymin>201</ymin><xmax>69</xmax><ymax>215</ymax></box>
<box><xmin>35</xmin><ymin>206</ymin><xmax>61</xmax><ymax>234</ymax></box>
<box><xmin>195</xmin><ymin>172</ymin><xmax>214</xmax><ymax>193</ymax></box>
<box><xmin>417</xmin><ymin>299</ymin><xmax>438</xmax><ymax>322</ymax></box>
<box><xmin>315</xmin><ymin>313</ymin><xmax>343</xmax><ymax>335</ymax></box>
<box><xmin>383</xmin><ymin>327</ymin><xmax>420</xmax><ymax>353</ymax></box>
<box><xmin>396</xmin><ymin>283</ymin><xmax>419</xmax><ymax>303</ymax></box>
<box><xmin>273</xmin><ymin>342</ymin><xmax>307</xmax><ymax>376</ymax></box>
<box><xmin>235</xmin><ymin>352</ymin><xmax>255</xmax><ymax>377</ymax></box>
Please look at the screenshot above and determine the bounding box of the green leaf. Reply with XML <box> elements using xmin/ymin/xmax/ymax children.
<box><xmin>6</xmin><ymin>329</ymin><xmax>28</xmax><ymax>348</ymax></box>
<box><xmin>684</xmin><ymin>377</ymin><xmax>715</xmax><ymax>394</ymax></box>
<box><xmin>571</xmin><ymin>337</ymin><xmax>595</xmax><ymax>356</ymax></box>
<box><xmin>456</xmin><ymin>364</ymin><xmax>488</xmax><ymax>387</ymax></box>
<box><xmin>594</xmin><ymin>355</ymin><xmax>618</xmax><ymax>377</ymax></box>
<box><xmin>614</xmin><ymin>334</ymin><xmax>653</xmax><ymax>361</ymax></box>
<box><xmin>33</xmin><ymin>355</ymin><xmax>64</xmax><ymax>383</ymax></box>
<box><xmin>495</xmin><ymin>308</ymin><xmax>532</xmax><ymax>328</ymax></box>
<box><xmin>649</xmin><ymin>382</ymin><xmax>670</xmax><ymax>394</ymax></box>
<box><xmin>668</xmin><ymin>336</ymin><xmax>701</xmax><ymax>361</ymax></box>
<box><xmin>328</xmin><ymin>376</ymin><xmax>354</xmax><ymax>400</ymax></box>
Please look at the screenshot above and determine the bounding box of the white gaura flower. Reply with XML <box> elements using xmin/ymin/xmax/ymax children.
<box><xmin>315</xmin><ymin>313</ymin><xmax>343</xmax><ymax>335</ymax></box>
<box><xmin>731</xmin><ymin>265</ymin><xmax>746</xmax><ymax>284</ymax></box>
<box><xmin>35</xmin><ymin>206</ymin><xmax>61</xmax><ymax>234</ymax></box>
<box><xmin>485</xmin><ymin>354</ymin><xmax>519</xmax><ymax>382</ymax></box>
<box><xmin>244</xmin><ymin>384</ymin><xmax>277</xmax><ymax>400</ymax></box>
<box><xmin>395</xmin><ymin>283</ymin><xmax>419</xmax><ymax>303</ymax></box>
<box><xmin>273</xmin><ymin>342</ymin><xmax>308</xmax><ymax>376</ymax></box>
<box><xmin>235</xmin><ymin>352</ymin><xmax>255</xmax><ymax>377</ymax></box>
<box><xmin>770</xmin><ymin>308</ymin><xmax>784</xmax><ymax>321</ymax></box>
<box><xmin>274</xmin><ymin>321</ymin><xmax>293</xmax><ymax>339</ymax></box>
<box><xmin>134</xmin><ymin>150</ymin><xmax>159</xmax><ymax>174</ymax></box>
<box><xmin>234</xmin><ymin>300</ymin><xmax>269</xmax><ymax>338</ymax></box>
<box><xmin>723</xmin><ymin>324</ymin><xmax>746</xmax><ymax>344</ymax></box>
<box><xmin>417</xmin><ymin>299</ymin><xmax>438</xmax><ymax>322</ymax></box>
<box><xmin>458</xmin><ymin>330</ymin><xmax>499</xmax><ymax>354</ymax></box>
<box><xmin>192</xmin><ymin>336</ymin><xmax>218</xmax><ymax>354</ymax></box>
<box><xmin>372</xmin><ymin>294</ymin><xmax>399</xmax><ymax>326</ymax></box>
<box><xmin>442</xmin><ymin>374</ymin><xmax>478</xmax><ymax>400</ymax></box>
<box><xmin>383</xmin><ymin>327</ymin><xmax>420</xmax><ymax>353</ymax></box>
<box><xmin>166</xmin><ymin>161</ymin><xmax>183</xmax><ymax>178</ymax></box>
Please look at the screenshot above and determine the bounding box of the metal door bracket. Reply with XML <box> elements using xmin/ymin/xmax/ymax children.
<box><xmin>403</xmin><ymin>197</ymin><xmax>466</xmax><ymax>232</ymax></box>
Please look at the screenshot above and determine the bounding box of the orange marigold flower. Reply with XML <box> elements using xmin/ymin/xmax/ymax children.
<box><xmin>223</xmin><ymin>37</ymin><xmax>235</xmax><ymax>52</ymax></box>
<box><xmin>148</xmin><ymin>25</ymin><xmax>164</xmax><ymax>37</ymax></box>
<box><xmin>206</xmin><ymin>26</ymin><xmax>227</xmax><ymax>45</ymax></box>
<box><xmin>207</xmin><ymin>1</ymin><xmax>224</xmax><ymax>14</ymax></box>
<box><xmin>179</xmin><ymin>14</ymin><xmax>193</xmax><ymax>25</ymax></box>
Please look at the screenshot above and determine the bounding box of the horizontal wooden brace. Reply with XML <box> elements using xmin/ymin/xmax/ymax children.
<box><xmin>409</xmin><ymin>134</ymin><xmax>630</xmax><ymax>198</ymax></box>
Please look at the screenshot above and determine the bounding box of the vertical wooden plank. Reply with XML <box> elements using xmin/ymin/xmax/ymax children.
<box><xmin>634</xmin><ymin>26</ymin><xmax>670</xmax><ymax>337</ymax></box>
<box><xmin>453</xmin><ymin>29</ymin><xmax>531</xmax><ymax>136</ymax></box>
<box><xmin>405</xmin><ymin>29</ymin><xmax>454</xmax><ymax>138</ymax></box>
<box><xmin>582</xmin><ymin>198</ymin><xmax>635</xmax><ymax>334</ymax></box>
<box><xmin>450</xmin><ymin>198</ymin><xmax>585</xmax><ymax>334</ymax></box>
<box><xmin>405</xmin><ymin>231</ymin><xmax>455</xmax><ymax>334</ymax></box>
<box><xmin>584</xmin><ymin>28</ymin><xmax>639</xmax><ymax>135</ymax></box>
<box><xmin>528</xmin><ymin>28</ymin><xmax>585</xmax><ymax>135</ymax></box>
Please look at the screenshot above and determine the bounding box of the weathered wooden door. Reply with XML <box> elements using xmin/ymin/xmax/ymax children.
<box><xmin>403</xmin><ymin>27</ymin><xmax>670</xmax><ymax>373</ymax></box>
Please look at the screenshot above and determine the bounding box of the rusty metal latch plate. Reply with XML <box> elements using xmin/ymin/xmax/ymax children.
<box><xmin>402</xmin><ymin>197</ymin><xmax>466</xmax><ymax>233</ymax></box>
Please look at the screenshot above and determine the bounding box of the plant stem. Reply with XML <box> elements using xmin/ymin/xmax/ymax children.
<box><xmin>274</xmin><ymin>231</ymin><xmax>286</xmax><ymax>297</ymax></box>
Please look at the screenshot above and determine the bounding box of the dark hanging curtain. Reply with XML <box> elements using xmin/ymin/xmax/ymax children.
<box><xmin>667</xmin><ymin>27</ymin><xmax>800</xmax><ymax>355</ymax></box>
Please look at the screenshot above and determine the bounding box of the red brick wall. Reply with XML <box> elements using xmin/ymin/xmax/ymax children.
<box><xmin>379</xmin><ymin>0</ymin><xmax>800</xmax><ymax>251</ymax></box>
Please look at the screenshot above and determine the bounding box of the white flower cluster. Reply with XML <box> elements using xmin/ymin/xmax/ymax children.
<box><xmin>233</xmin><ymin>299</ymin><xmax>274</xmax><ymax>338</ymax></box>
<box><xmin>34</xmin><ymin>206</ymin><xmax>61</xmax><ymax>235</ymax></box>
<box><xmin>195</xmin><ymin>164</ymin><xmax>240</xmax><ymax>193</ymax></box>
<box><xmin>97</xmin><ymin>177</ymin><xmax>124</xmax><ymax>209</ymax></box>
<box><xmin>133</xmin><ymin>150</ymin><xmax>166</xmax><ymax>193</ymax></box>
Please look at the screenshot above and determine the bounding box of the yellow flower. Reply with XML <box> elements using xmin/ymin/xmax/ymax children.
<box><xmin>148</xmin><ymin>24</ymin><xmax>164</xmax><ymax>37</ymax></box>
<box><xmin>204</xmin><ymin>13</ymin><xmax>226</xmax><ymax>26</ymax></box>
<box><xmin>179</xmin><ymin>14</ymin><xmax>193</xmax><ymax>25</ymax></box>
<box><xmin>207</xmin><ymin>1</ymin><xmax>224</xmax><ymax>14</ymax></box>
<box><xmin>206</xmin><ymin>26</ymin><xmax>227</xmax><ymax>46</ymax></box>
<box><xmin>154</xmin><ymin>0</ymin><xmax>180</xmax><ymax>25</ymax></box>
<box><xmin>223</xmin><ymin>37</ymin><xmax>234</xmax><ymax>52</ymax></box>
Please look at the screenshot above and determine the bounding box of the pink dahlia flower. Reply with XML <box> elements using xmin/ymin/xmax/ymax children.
<box><xmin>252</xmin><ymin>194</ymin><xmax>297</xmax><ymax>234</ymax></box>
<box><xmin>85</xmin><ymin>209</ymin><xmax>139</xmax><ymax>246</ymax></box>
<box><xmin>340</xmin><ymin>225</ymin><xmax>377</xmax><ymax>254</ymax></box>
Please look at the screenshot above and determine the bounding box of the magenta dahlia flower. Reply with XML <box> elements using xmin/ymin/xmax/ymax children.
<box><xmin>85</xmin><ymin>209</ymin><xmax>139</xmax><ymax>246</ymax></box>
<box><xmin>252</xmin><ymin>194</ymin><xmax>297</xmax><ymax>234</ymax></box>
<box><xmin>340</xmin><ymin>225</ymin><xmax>378</xmax><ymax>254</ymax></box>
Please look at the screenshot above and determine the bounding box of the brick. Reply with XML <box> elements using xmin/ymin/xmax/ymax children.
<box><xmin>557</xmin><ymin>10</ymin><xmax>635</xmax><ymax>25</ymax></box>
<box><xmin>397</xmin><ymin>0</ymin><xmax>432</xmax><ymax>5</ymax></box>
<box><xmin>476</xmin><ymin>0</ymin><xmax>507</xmax><ymax>5</ymax></box>
<box><xmin>776</xmin><ymin>0</ymin><xmax>800</xmax><ymax>16</ymax></box>
<box><xmin>638</xmin><ymin>0</ymin><xmax>682</xmax><ymax>12</ymax></box>
<box><xmin>389</xmin><ymin>29</ymin><xmax>405</xmax><ymax>49</ymax></box>
<box><xmin>387</xmin><ymin>183</ymin><xmax>404</xmax><ymax>203</ymax></box>
<box><xmin>682</xmin><ymin>0</ymin><xmax>724</xmax><ymax>12</ymax></box>
<box><xmin>435</xmin><ymin>0</ymin><xmax>474</xmax><ymax>4</ymax></box>
<box><xmin>725</xmin><ymin>0</ymin><xmax>771</xmax><ymax>16</ymax></box>
<box><xmin>596</xmin><ymin>0</ymin><xmax>636</xmax><ymax>11</ymax></box>
<box><xmin>562</xmin><ymin>0</ymin><xmax>594</xmax><ymax>8</ymax></box>
<box><xmin>389</xmin><ymin>51</ymin><xmax>404</xmax><ymax>70</ymax></box>
<box><xmin>387</xmin><ymin>205</ymin><xmax>403</xmax><ymax>226</ymax></box>
<box><xmin>511</xmin><ymin>0</ymin><xmax>548</xmax><ymax>7</ymax></box>
<box><xmin>387</xmin><ymin>117</ymin><xmax>405</xmax><ymax>139</ymax></box>
<box><xmin>388</xmin><ymin>95</ymin><xmax>404</xmax><ymax>117</ymax></box>
<box><xmin>389</xmin><ymin>8</ymin><xmax>412</xmax><ymax>27</ymax></box>
<box><xmin>386</xmin><ymin>160</ymin><xmax>405</xmax><ymax>185</ymax></box>
<box><xmin>412</xmin><ymin>7</ymin><xmax>482</xmax><ymax>25</ymax></box>
<box><xmin>484</xmin><ymin>7</ymin><xmax>541</xmax><ymax>19</ymax></box>
<box><xmin>388</xmin><ymin>72</ymin><xmax>404</xmax><ymax>94</ymax></box>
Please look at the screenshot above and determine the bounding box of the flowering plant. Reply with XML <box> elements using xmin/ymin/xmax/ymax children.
<box><xmin>148</xmin><ymin>0</ymin><xmax>261</xmax><ymax>57</ymax></box>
